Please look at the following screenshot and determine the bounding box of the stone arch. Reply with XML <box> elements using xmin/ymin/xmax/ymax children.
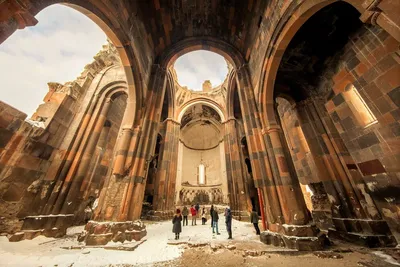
<box><xmin>1</xmin><ymin>1</ymin><xmax>143</xmax><ymax>129</ymax></box>
<box><xmin>177</xmin><ymin>98</ymin><xmax>226</xmax><ymax>123</ymax></box>
<box><xmin>157</xmin><ymin>37</ymin><xmax>245</xmax><ymax>70</ymax></box>
<box><xmin>163</xmin><ymin>70</ymin><xmax>176</xmax><ymax>120</ymax></box>
<box><xmin>258</xmin><ymin>0</ymin><xmax>365</xmax><ymax>127</ymax></box>
<box><xmin>226</xmin><ymin>70</ymin><xmax>239</xmax><ymax>119</ymax></box>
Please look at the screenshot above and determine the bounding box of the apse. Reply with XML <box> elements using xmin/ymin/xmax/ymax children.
<box><xmin>175</xmin><ymin>103</ymin><xmax>228</xmax><ymax>205</ymax></box>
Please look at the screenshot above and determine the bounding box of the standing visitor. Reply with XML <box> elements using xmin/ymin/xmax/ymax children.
<box><xmin>182</xmin><ymin>206</ymin><xmax>189</xmax><ymax>226</ymax></box>
<box><xmin>210</xmin><ymin>205</ymin><xmax>214</xmax><ymax>228</ymax></box>
<box><xmin>212</xmin><ymin>208</ymin><xmax>220</xmax><ymax>235</ymax></box>
<box><xmin>190</xmin><ymin>205</ymin><xmax>197</xmax><ymax>225</ymax></box>
<box><xmin>225</xmin><ymin>207</ymin><xmax>232</xmax><ymax>239</ymax></box>
<box><xmin>195</xmin><ymin>203</ymin><xmax>200</xmax><ymax>222</ymax></box>
<box><xmin>172</xmin><ymin>209</ymin><xmax>182</xmax><ymax>240</ymax></box>
<box><xmin>250</xmin><ymin>208</ymin><xmax>261</xmax><ymax>235</ymax></box>
<box><xmin>201</xmin><ymin>207</ymin><xmax>207</xmax><ymax>225</ymax></box>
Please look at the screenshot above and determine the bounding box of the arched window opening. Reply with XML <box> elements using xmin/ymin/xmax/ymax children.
<box><xmin>344</xmin><ymin>84</ymin><xmax>377</xmax><ymax>128</ymax></box>
<box><xmin>198</xmin><ymin>163</ymin><xmax>206</xmax><ymax>185</ymax></box>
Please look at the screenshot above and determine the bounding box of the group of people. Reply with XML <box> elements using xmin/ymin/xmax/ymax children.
<box><xmin>172</xmin><ymin>204</ymin><xmax>260</xmax><ymax>240</ymax></box>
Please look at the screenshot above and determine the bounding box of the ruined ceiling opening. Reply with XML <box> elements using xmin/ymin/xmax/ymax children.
<box><xmin>0</xmin><ymin>4</ymin><xmax>107</xmax><ymax>117</ymax></box>
<box><xmin>172</xmin><ymin>50</ymin><xmax>230</xmax><ymax>92</ymax></box>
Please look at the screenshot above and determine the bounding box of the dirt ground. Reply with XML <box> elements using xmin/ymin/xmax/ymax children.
<box><xmin>153</xmin><ymin>248</ymin><xmax>397</xmax><ymax>267</ymax></box>
<box><xmin>109</xmin><ymin>240</ymin><xmax>400</xmax><ymax>267</ymax></box>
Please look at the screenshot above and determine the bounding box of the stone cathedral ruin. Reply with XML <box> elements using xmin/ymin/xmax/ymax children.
<box><xmin>0</xmin><ymin>0</ymin><xmax>399</xmax><ymax>253</ymax></box>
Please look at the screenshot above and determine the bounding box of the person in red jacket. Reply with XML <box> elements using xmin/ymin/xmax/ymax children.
<box><xmin>190</xmin><ymin>205</ymin><xmax>197</xmax><ymax>225</ymax></box>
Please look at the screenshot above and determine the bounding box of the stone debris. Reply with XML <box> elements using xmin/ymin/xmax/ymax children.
<box><xmin>313</xmin><ymin>252</ymin><xmax>344</xmax><ymax>259</ymax></box>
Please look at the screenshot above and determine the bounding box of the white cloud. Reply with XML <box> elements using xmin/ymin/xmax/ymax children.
<box><xmin>174</xmin><ymin>51</ymin><xmax>228</xmax><ymax>91</ymax></box>
<box><xmin>0</xmin><ymin>4</ymin><xmax>107</xmax><ymax>117</ymax></box>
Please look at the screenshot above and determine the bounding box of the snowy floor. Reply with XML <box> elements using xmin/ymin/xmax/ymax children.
<box><xmin>0</xmin><ymin>215</ymin><xmax>259</xmax><ymax>267</ymax></box>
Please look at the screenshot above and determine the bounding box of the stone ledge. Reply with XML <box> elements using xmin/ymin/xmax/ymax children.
<box><xmin>77</xmin><ymin>220</ymin><xmax>147</xmax><ymax>246</ymax></box>
<box><xmin>260</xmin><ymin>231</ymin><xmax>326</xmax><ymax>251</ymax></box>
<box><xmin>328</xmin><ymin>229</ymin><xmax>397</xmax><ymax>248</ymax></box>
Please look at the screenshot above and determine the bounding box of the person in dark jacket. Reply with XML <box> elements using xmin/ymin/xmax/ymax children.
<box><xmin>212</xmin><ymin>208</ymin><xmax>220</xmax><ymax>235</ymax></box>
<box><xmin>225</xmin><ymin>207</ymin><xmax>232</xmax><ymax>239</ymax></box>
<box><xmin>210</xmin><ymin>205</ymin><xmax>214</xmax><ymax>228</ymax></box>
<box><xmin>182</xmin><ymin>206</ymin><xmax>189</xmax><ymax>226</ymax></box>
<box><xmin>250</xmin><ymin>209</ymin><xmax>260</xmax><ymax>235</ymax></box>
<box><xmin>172</xmin><ymin>209</ymin><xmax>182</xmax><ymax>240</ymax></box>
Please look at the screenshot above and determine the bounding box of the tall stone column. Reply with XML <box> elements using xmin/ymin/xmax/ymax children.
<box><xmin>236</xmin><ymin>65</ymin><xmax>324</xmax><ymax>250</ymax></box>
<box><xmin>77</xmin><ymin>66</ymin><xmax>167</xmax><ymax>245</ymax></box>
<box><xmin>295</xmin><ymin>97</ymin><xmax>395</xmax><ymax>245</ymax></box>
<box><xmin>263</xmin><ymin>126</ymin><xmax>310</xmax><ymax>225</ymax></box>
<box><xmin>116</xmin><ymin>65</ymin><xmax>167</xmax><ymax>222</ymax></box>
<box><xmin>42</xmin><ymin>94</ymin><xmax>101</xmax><ymax>215</ymax></box>
<box><xmin>82</xmin><ymin>120</ymin><xmax>112</xmax><ymax>199</ymax></box>
<box><xmin>56</xmin><ymin>98</ymin><xmax>113</xmax><ymax>216</ymax></box>
<box><xmin>223</xmin><ymin>117</ymin><xmax>250</xmax><ymax>219</ymax></box>
<box><xmin>112</xmin><ymin>127</ymin><xmax>134</xmax><ymax>175</ymax></box>
<box><xmin>93</xmin><ymin>126</ymin><xmax>142</xmax><ymax>222</ymax></box>
<box><xmin>152</xmin><ymin>118</ymin><xmax>180</xmax><ymax>219</ymax></box>
<box><xmin>235</xmin><ymin>66</ymin><xmax>283</xmax><ymax>228</ymax></box>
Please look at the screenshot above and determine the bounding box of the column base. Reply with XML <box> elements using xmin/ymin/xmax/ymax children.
<box><xmin>77</xmin><ymin>220</ymin><xmax>146</xmax><ymax>246</ymax></box>
<box><xmin>260</xmin><ymin>224</ymin><xmax>326</xmax><ymax>251</ymax></box>
<box><xmin>330</xmin><ymin>217</ymin><xmax>397</xmax><ymax>247</ymax></box>
<box><xmin>260</xmin><ymin>230</ymin><xmax>326</xmax><ymax>251</ymax></box>
<box><xmin>8</xmin><ymin>214</ymin><xmax>73</xmax><ymax>241</ymax></box>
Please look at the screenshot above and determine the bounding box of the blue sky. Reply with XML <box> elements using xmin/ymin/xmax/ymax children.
<box><xmin>0</xmin><ymin>5</ymin><xmax>228</xmax><ymax>117</ymax></box>
<box><xmin>174</xmin><ymin>51</ymin><xmax>228</xmax><ymax>91</ymax></box>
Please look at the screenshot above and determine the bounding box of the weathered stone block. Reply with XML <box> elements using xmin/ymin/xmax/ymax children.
<box><xmin>78</xmin><ymin>221</ymin><xmax>146</xmax><ymax>245</ymax></box>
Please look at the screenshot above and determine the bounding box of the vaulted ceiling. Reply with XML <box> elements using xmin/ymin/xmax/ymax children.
<box><xmin>132</xmin><ymin>0</ymin><xmax>267</xmax><ymax>57</ymax></box>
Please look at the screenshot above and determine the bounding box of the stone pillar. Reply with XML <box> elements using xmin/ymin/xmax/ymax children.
<box><xmin>296</xmin><ymin>97</ymin><xmax>396</xmax><ymax>246</ymax></box>
<box><xmin>77</xmin><ymin>66</ymin><xmax>167</xmax><ymax>245</ymax></box>
<box><xmin>235</xmin><ymin>66</ymin><xmax>283</xmax><ymax>228</ymax></box>
<box><xmin>42</xmin><ymin>94</ymin><xmax>101</xmax><ymax>215</ymax></box>
<box><xmin>94</xmin><ymin>65</ymin><xmax>167</xmax><ymax>224</ymax></box>
<box><xmin>152</xmin><ymin>118</ymin><xmax>180</xmax><ymax>219</ymax></box>
<box><xmin>223</xmin><ymin>117</ymin><xmax>250</xmax><ymax>219</ymax></box>
<box><xmin>81</xmin><ymin>120</ymin><xmax>112</xmax><ymax>199</ymax></box>
<box><xmin>124</xmin><ymin>66</ymin><xmax>167</xmax><ymax>221</ymax></box>
<box><xmin>56</xmin><ymin>98</ymin><xmax>113</xmax><ymax>215</ymax></box>
<box><xmin>236</xmin><ymin>65</ymin><xmax>324</xmax><ymax>250</ymax></box>
<box><xmin>93</xmin><ymin>126</ymin><xmax>142</xmax><ymax>222</ymax></box>
<box><xmin>112</xmin><ymin>127</ymin><xmax>134</xmax><ymax>176</ymax></box>
<box><xmin>263</xmin><ymin>126</ymin><xmax>310</xmax><ymax>225</ymax></box>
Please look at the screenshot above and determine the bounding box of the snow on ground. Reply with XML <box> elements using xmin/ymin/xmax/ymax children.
<box><xmin>0</xmin><ymin>214</ymin><xmax>258</xmax><ymax>267</ymax></box>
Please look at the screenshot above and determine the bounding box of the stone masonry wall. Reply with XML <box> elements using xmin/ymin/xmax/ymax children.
<box><xmin>322</xmin><ymin>24</ymin><xmax>400</xmax><ymax>242</ymax></box>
